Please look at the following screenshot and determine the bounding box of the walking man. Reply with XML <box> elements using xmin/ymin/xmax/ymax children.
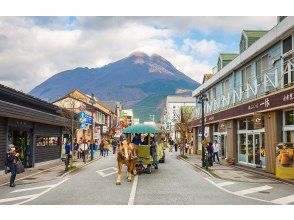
<box><xmin>213</xmin><ymin>140</ymin><xmax>220</xmax><ymax>164</ymax></box>
<box><xmin>111</xmin><ymin>138</ymin><xmax>118</xmax><ymax>154</ymax></box>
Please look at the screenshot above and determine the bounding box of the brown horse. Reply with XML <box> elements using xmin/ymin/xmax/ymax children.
<box><xmin>116</xmin><ymin>140</ymin><xmax>137</xmax><ymax>185</ymax></box>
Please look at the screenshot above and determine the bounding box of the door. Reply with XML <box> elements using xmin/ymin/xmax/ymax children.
<box><xmin>8</xmin><ymin>128</ymin><xmax>33</xmax><ymax>168</ymax></box>
<box><xmin>254</xmin><ymin>133</ymin><xmax>261</xmax><ymax>165</ymax></box>
<box><xmin>220</xmin><ymin>135</ymin><xmax>227</xmax><ymax>159</ymax></box>
<box><xmin>247</xmin><ymin>134</ymin><xmax>254</xmax><ymax>164</ymax></box>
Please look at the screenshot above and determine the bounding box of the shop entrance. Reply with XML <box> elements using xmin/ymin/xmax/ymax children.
<box><xmin>247</xmin><ymin>132</ymin><xmax>265</xmax><ymax>167</ymax></box>
<box><xmin>213</xmin><ymin>133</ymin><xmax>227</xmax><ymax>159</ymax></box>
<box><xmin>8</xmin><ymin>128</ymin><xmax>33</xmax><ymax>168</ymax></box>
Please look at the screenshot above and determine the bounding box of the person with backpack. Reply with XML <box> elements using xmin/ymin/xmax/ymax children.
<box><xmin>5</xmin><ymin>145</ymin><xmax>19</xmax><ymax>187</ymax></box>
<box><xmin>111</xmin><ymin>138</ymin><xmax>118</xmax><ymax>154</ymax></box>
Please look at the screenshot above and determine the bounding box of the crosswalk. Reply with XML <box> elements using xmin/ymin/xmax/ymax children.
<box><xmin>0</xmin><ymin>178</ymin><xmax>69</xmax><ymax>205</ymax></box>
<box><xmin>205</xmin><ymin>178</ymin><xmax>294</xmax><ymax>205</ymax></box>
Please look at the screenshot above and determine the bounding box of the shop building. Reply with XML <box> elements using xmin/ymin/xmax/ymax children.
<box><xmin>191</xmin><ymin>16</ymin><xmax>294</xmax><ymax>174</ymax></box>
<box><xmin>0</xmin><ymin>84</ymin><xmax>69</xmax><ymax>170</ymax></box>
<box><xmin>53</xmin><ymin>90</ymin><xmax>113</xmax><ymax>142</ymax></box>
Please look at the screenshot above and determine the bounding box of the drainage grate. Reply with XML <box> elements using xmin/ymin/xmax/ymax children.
<box><xmin>258</xmin><ymin>191</ymin><xmax>270</xmax><ymax>194</ymax></box>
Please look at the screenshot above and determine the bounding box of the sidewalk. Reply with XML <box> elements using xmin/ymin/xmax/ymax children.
<box><xmin>1</xmin><ymin>150</ymin><xmax>102</xmax><ymax>187</ymax></box>
<box><xmin>180</xmin><ymin>154</ymin><xmax>294</xmax><ymax>185</ymax></box>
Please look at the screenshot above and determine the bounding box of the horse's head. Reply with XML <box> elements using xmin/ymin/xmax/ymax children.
<box><xmin>120</xmin><ymin>140</ymin><xmax>133</xmax><ymax>160</ymax></box>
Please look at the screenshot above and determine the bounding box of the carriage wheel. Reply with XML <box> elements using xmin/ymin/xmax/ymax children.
<box><xmin>146</xmin><ymin>165</ymin><xmax>152</xmax><ymax>174</ymax></box>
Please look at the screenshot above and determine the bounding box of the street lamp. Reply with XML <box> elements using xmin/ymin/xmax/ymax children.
<box><xmin>197</xmin><ymin>90</ymin><xmax>208</xmax><ymax>168</ymax></box>
<box><xmin>90</xmin><ymin>93</ymin><xmax>95</xmax><ymax>161</ymax></box>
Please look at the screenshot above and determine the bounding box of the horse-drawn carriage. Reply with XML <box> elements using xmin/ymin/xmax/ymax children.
<box><xmin>123</xmin><ymin>124</ymin><xmax>163</xmax><ymax>174</ymax></box>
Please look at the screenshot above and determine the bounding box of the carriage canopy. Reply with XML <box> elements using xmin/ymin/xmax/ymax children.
<box><xmin>122</xmin><ymin>124</ymin><xmax>161</xmax><ymax>134</ymax></box>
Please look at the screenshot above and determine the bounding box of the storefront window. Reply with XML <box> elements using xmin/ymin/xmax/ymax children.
<box><xmin>213</xmin><ymin>124</ymin><xmax>219</xmax><ymax>133</ymax></box>
<box><xmin>247</xmin><ymin>134</ymin><xmax>254</xmax><ymax>163</ymax></box>
<box><xmin>239</xmin><ymin>118</ymin><xmax>247</xmax><ymax>130</ymax></box>
<box><xmin>36</xmin><ymin>136</ymin><xmax>60</xmax><ymax>147</ymax></box>
<box><xmin>239</xmin><ymin>134</ymin><xmax>246</xmax><ymax>162</ymax></box>
<box><xmin>285</xmin><ymin>110</ymin><xmax>294</xmax><ymax>125</ymax></box>
<box><xmin>285</xmin><ymin>130</ymin><xmax>294</xmax><ymax>143</ymax></box>
<box><xmin>247</xmin><ymin>117</ymin><xmax>254</xmax><ymax>130</ymax></box>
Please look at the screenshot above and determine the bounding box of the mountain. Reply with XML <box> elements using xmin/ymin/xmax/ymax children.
<box><xmin>29</xmin><ymin>51</ymin><xmax>200</xmax><ymax>122</ymax></box>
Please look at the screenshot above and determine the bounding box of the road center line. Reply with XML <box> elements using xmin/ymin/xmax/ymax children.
<box><xmin>128</xmin><ymin>175</ymin><xmax>138</xmax><ymax>205</ymax></box>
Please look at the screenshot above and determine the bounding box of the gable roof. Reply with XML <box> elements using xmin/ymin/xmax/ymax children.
<box><xmin>219</xmin><ymin>53</ymin><xmax>239</xmax><ymax>61</ymax></box>
<box><xmin>243</xmin><ymin>30</ymin><xmax>268</xmax><ymax>38</ymax></box>
<box><xmin>202</xmin><ymin>74</ymin><xmax>214</xmax><ymax>84</ymax></box>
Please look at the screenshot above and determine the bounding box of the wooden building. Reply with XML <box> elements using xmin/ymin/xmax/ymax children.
<box><xmin>0</xmin><ymin>84</ymin><xmax>68</xmax><ymax>170</ymax></box>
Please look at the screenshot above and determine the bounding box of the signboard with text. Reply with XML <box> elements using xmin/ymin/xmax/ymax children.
<box><xmin>191</xmin><ymin>88</ymin><xmax>294</xmax><ymax>127</ymax></box>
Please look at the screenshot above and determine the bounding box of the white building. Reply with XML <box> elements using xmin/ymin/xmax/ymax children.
<box><xmin>163</xmin><ymin>96</ymin><xmax>196</xmax><ymax>139</ymax></box>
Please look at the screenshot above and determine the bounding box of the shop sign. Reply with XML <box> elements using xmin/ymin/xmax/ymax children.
<box><xmin>219</xmin><ymin>121</ymin><xmax>226</xmax><ymax>132</ymax></box>
<box><xmin>253</xmin><ymin>112</ymin><xmax>264</xmax><ymax>130</ymax></box>
<box><xmin>78</xmin><ymin>112</ymin><xmax>93</xmax><ymax>124</ymax></box>
<box><xmin>191</xmin><ymin>88</ymin><xmax>294</xmax><ymax>127</ymax></box>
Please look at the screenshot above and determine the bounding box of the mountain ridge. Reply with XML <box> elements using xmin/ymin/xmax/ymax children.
<box><xmin>29</xmin><ymin>52</ymin><xmax>200</xmax><ymax>121</ymax></box>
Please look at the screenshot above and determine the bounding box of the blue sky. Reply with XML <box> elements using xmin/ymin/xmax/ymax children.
<box><xmin>0</xmin><ymin>16</ymin><xmax>276</xmax><ymax>92</ymax></box>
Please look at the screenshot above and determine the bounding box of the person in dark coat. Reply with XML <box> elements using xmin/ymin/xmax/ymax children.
<box><xmin>207</xmin><ymin>142</ymin><xmax>214</xmax><ymax>166</ymax></box>
<box><xmin>5</xmin><ymin>145</ymin><xmax>19</xmax><ymax>187</ymax></box>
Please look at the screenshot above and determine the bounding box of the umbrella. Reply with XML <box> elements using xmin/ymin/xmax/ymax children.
<box><xmin>123</xmin><ymin>124</ymin><xmax>161</xmax><ymax>134</ymax></box>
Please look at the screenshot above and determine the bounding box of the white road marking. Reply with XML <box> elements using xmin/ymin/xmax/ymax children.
<box><xmin>271</xmin><ymin>195</ymin><xmax>294</xmax><ymax>205</ymax></box>
<box><xmin>128</xmin><ymin>175</ymin><xmax>138</xmax><ymax>205</ymax></box>
<box><xmin>96</xmin><ymin>167</ymin><xmax>118</xmax><ymax>177</ymax></box>
<box><xmin>0</xmin><ymin>194</ymin><xmax>38</xmax><ymax>204</ymax></box>
<box><xmin>204</xmin><ymin>178</ymin><xmax>275</xmax><ymax>204</ymax></box>
<box><xmin>14</xmin><ymin>178</ymin><xmax>69</xmax><ymax>205</ymax></box>
<box><xmin>11</xmin><ymin>184</ymin><xmax>56</xmax><ymax>193</ymax></box>
<box><xmin>216</xmin><ymin>181</ymin><xmax>235</xmax><ymax>187</ymax></box>
<box><xmin>234</xmin><ymin>185</ymin><xmax>272</xmax><ymax>196</ymax></box>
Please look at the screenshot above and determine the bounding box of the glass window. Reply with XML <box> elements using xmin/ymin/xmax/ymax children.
<box><xmin>256</xmin><ymin>59</ymin><xmax>262</xmax><ymax>84</ymax></box>
<box><xmin>239</xmin><ymin>134</ymin><xmax>246</xmax><ymax>162</ymax></box>
<box><xmin>283</xmin><ymin>35</ymin><xmax>293</xmax><ymax>54</ymax></box>
<box><xmin>247</xmin><ymin>117</ymin><xmax>254</xmax><ymax>130</ymax></box>
<box><xmin>213</xmin><ymin>124</ymin><xmax>219</xmax><ymax>133</ymax></box>
<box><xmin>285</xmin><ymin>110</ymin><xmax>294</xmax><ymax>125</ymax></box>
<box><xmin>36</xmin><ymin>137</ymin><xmax>60</xmax><ymax>147</ymax></box>
<box><xmin>239</xmin><ymin>118</ymin><xmax>247</xmax><ymax>130</ymax></box>
<box><xmin>285</xmin><ymin>130</ymin><xmax>294</xmax><ymax>142</ymax></box>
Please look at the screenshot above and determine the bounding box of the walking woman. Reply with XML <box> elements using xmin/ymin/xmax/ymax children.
<box><xmin>5</xmin><ymin>145</ymin><xmax>19</xmax><ymax>187</ymax></box>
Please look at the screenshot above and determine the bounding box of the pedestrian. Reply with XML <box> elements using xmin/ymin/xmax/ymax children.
<box><xmin>207</xmin><ymin>142</ymin><xmax>214</xmax><ymax>166</ymax></box>
<box><xmin>185</xmin><ymin>140</ymin><xmax>189</xmax><ymax>154</ymax></box>
<box><xmin>150</xmin><ymin>137</ymin><xmax>158</xmax><ymax>169</ymax></box>
<box><xmin>103</xmin><ymin>137</ymin><xmax>110</xmax><ymax>157</ymax></box>
<box><xmin>73</xmin><ymin>139</ymin><xmax>79</xmax><ymax>161</ymax></box>
<box><xmin>79</xmin><ymin>139</ymin><xmax>88</xmax><ymax>162</ymax></box>
<box><xmin>111</xmin><ymin>138</ymin><xmax>118</xmax><ymax>154</ymax></box>
<box><xmin>174</xmin><ymin>140</ymin><xmax>178</xmax><ymax>152</ymax></box>
<box><xmin>94</xmin><ymin>139</ymin><xmax>99</xmax><ymax>151</ymax></box>
<box><xmin>99</xmin><ymin>140</ymin><xmax>104</xmax><ymax>156</ymax></box>
<box><xmin>5</xmin><ymin>145</ymin><xmax>19</xmax><ymax>187</ymax></box>
<box><xmin>213</xmin><ymin>140</ymin><xmax>220</xmax><ymax>164</ymax></box>
<box><xmin>168</xmin><ymin>138</ymin><xmax>173</xmax><ymax>152</ymax></box>
<box><xmin>65</xmin><ymin>141</ymin><xmax>71</xmax><ymax>165</ymax></box>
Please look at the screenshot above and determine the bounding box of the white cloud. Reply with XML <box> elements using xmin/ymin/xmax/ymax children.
<box><xmin>0</xmin><ymin>16</ymin><xmax>277</xmax><ymax>93</ymax></box>
<box><xmin>182</xmin><ymin>39</ymin><xmax>223</xmax><ymax>58</ymax></box>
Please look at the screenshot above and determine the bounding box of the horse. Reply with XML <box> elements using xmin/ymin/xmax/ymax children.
<box><xmin>116</xmin><ymin>140</ymin><xmax>137</xmax><ymax>185</ymax></box>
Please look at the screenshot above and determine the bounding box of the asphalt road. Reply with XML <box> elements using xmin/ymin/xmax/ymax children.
<box><xmin>0</xmin><ymin>150</ymin><xmax>293</xmax><ymax>205</ymax></box>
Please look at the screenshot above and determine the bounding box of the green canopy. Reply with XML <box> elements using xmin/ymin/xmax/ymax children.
<box><xmin>123</xmin><ymin>124</ymin><xmax>161</xmax><ymax>134</ymax></box>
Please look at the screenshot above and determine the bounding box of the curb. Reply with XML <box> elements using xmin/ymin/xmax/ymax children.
<box><xmin>177</xmin><ymin>156</ymin><xmax>215</xmax><ymax>178</ymax></box>
<box><xmin>60</xmin><ymin>156</ymin><xmax>102</xmax><ymax>178</ymax></box>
